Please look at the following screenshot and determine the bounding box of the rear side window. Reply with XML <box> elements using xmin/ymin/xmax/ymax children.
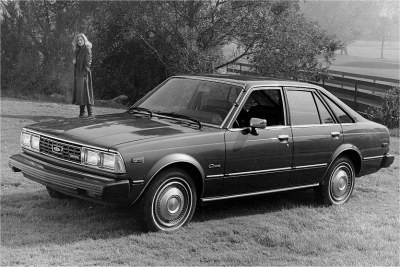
<box><xmin>314</xmin><ymin>95</ymin><xmax>335</xmax><ymax>124</ymax></box>
<box><xmin>321</xmin><ymin>94</ymin><xmax>354</xmax><ymax>123</ymax></box>
<box><xmin>286</xmin><ymin>90</ymin><xmax>320</xmax><ymax>125</ymax></box>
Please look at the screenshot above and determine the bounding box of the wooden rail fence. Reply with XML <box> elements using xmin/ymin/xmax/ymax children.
<box><xmin>225</xmin><ymin>63</ymin><xmax>399</xmax><ymax>113</ymax></box>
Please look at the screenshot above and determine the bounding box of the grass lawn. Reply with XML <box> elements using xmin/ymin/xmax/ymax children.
<box><xmin>330</xmin><ymin>40</ymin><xmax>399</xmax><ymax>80</ymax></box>
<box><xmin>1</xmin><ymin>99</ymin><xmax>399</xmax><ymax>265</ymax></box>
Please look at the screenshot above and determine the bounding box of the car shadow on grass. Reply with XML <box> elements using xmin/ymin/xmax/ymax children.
<box><xmin>1</xmin><ymin>188</ymin><xmax>318</xmax><ymax>248</ymax></box>
<box><xmin>193</xmin><ymin>189</ymin><xmax>318</xmax><ymax>223</ymax></box>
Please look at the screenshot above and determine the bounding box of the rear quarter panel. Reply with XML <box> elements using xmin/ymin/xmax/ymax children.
<box><xmin>341</xmin><ymin>121</ymin><xmax>390</xmax><ymax>159</ymax></box>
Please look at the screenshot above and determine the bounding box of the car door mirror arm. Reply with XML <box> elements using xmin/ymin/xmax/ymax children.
<box><xmin>227</xmin><ymin>126</ymin><xmax>259</xmax><ymax>136</ymax></box>
<box><xmin>228</xmin><ymin>127</ymin><xmax>252</xmax><ymax>134</ymax></box>
<box><xmin>228</xmin><ymin>118</ymin><xmax>266</xmax><ymax>135</ymax></box>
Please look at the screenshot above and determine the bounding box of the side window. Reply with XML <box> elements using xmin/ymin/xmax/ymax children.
<box><xmin>314</xmin><ymin>94</ymin><xmax>335</xmax><ymax>124</ymax></box>
<box><xmin>233</xmin><ymin>89</ymin><xmax>285</xmax><ymax>128</ymax></box>
<box><xmin>321</xmin><ymin>94</ymin><xmax>354</xmax><ymax>123</ymax></box>
<box><xmin>286</xmin><ymin>90</ymin><xmax>320</xmax><ymax>125</ymax></box>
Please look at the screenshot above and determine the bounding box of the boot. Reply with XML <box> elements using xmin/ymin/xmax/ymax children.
<box><xmin>87</xmin><ymin>104</ymin><xmax>93</xmax><ymax>117</ymax></box>
<box><xmin>79</xmin><ymin>105</ymin><xmax>86</xmax><ymax>118</ymax></box>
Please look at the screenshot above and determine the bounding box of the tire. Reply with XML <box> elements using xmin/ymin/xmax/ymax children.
<box><xmin>137</xmin><ymin>168</ymin><xmax>197</xmax><ymax>232</ymax></box>
<box><xmin>46</xmin><ymin>187</ymin><xmax>69</xmax><ymax>199</ymax></box>
<box><xmin>315</xmin><ymin>157</ymin><xmax>355</xmax><ymax>205</ymax></box>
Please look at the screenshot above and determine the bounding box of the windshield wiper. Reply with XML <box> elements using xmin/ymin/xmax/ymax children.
<box><xmin>156</xmin><ymin>112</ymin><xmax>202</xmax><ymax>129</ymax></box>
<box><xmin>128</xmin><ymin>106</ymin><xmax>153</xmax><ymax>117</ymax></box>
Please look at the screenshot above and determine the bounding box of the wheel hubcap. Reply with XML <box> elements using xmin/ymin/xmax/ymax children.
<box><xmin>330</xmin><ymin>164</ymin><xmax>353</xmax><ymax>202</ymax></box>
<box><xmin>153</xmin><ymin>179</ymin><xmax>192</xmax><ymax>230</ymax></box>
<box><xmin>158</xmin><ymin>187</ymin><xmax>184</xmax><ymax>221</ymax></box>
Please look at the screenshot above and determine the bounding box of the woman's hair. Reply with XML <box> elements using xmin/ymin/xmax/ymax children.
<box><xmin>71</xmin><ymin>33</ymin><xmax>92</xmax><ymax>51</ymax></box>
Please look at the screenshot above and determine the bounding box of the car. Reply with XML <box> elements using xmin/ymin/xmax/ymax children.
<box><xmin>9</xmin><ymin>74</ymin><xmax>395</xmax><ymax>232</ymax></box>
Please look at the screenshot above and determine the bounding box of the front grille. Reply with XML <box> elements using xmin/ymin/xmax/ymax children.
<box><xmin>39</xmin><ymin>136</ymin><xmax>82</xmax><ymax>163</ymax></box>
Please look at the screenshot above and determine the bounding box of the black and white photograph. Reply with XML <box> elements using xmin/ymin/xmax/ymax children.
<box><xmin>1</xmin><ymin>0</ymin><xmax>399</xmax><ymax>265</ymax></box>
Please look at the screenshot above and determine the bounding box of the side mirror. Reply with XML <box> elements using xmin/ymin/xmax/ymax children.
<box><xmin>250</xmin><ymin>118</ymin><xmax>267</xmax><ymax>129</ymax></box>
<box><xmin>228</xmin><ymin>118</ymin><xmax>266</xmax><ymax>135</ymax></box>
<box><xmin>248</xmin><ymin>118</ymin><xmax>266</xmax><ymax>135</ymax></box>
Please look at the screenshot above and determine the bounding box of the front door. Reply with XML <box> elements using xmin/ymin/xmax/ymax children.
<box><xmin>223</xmin><ymin>87</ymin><xmax>293</xmax><ymax>195</ymax></box>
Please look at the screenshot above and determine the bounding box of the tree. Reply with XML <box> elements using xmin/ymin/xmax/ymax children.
<box><xmin>1</xmin><ymin>0</ymin><xmax>95</xmax><ymax>96</ymax></box>
<box><xmin>0</xmin><ymin>0</ymin><xmax>21</xmax><ymax>22</ymax></box>
<box><xmin>1</xmin><ymin>0</ymin><xmax>338</xmax><ymax>103</ymax></box>
<box><xmin>245</xmin><ymin>2</ymin><xmax>338</xmax><ymax>79</ymax></box>
<box><xmin>90</xmin><ymin>1</ymin><xmax>275</xmax><ymax>101</ymax></box>
<box><xmin>300</xmin><ymin>1</ymin><xmax>374</xmax><ymax>55</ymax></box>
<box><xmin>376</xmin><ymin>1</ymin><xmax>400</xmax><ymax>58</ymax></box>
<box><xmin>102</xmin><ymin>1</ymin><xmax>336</xmax><ymax>82</ymax></box>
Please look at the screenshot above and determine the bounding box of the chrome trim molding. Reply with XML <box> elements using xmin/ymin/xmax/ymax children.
<box><xmin>201</xmin><ymin>183</ymin><xmax>320</xmax><ymax>202</ymax></box>
<box><xmin>210</xmin><ymin>164</ymin><xmax>327</xmax><ymax>179</ymax></box>
<box><xmin>291</xmin><ymin>124</ymin><xmax>340</xmax><ymax>128</ymax></box>
<box><xmin>363</xmin><ymin>155</ymin><xmax>385</xmax><ymax>160</ymax></box>
<box><xmin>344</xmin><ymin>132</ymin><xmax>387</xmax><ymax>136</ymax></box>
<box><xmin>293</xmin><ymin>163</ymin><xmax>328</xmax><ymax>170</ymax></box>
<box><xmin>132</xmin><ymin>180</ymin><xmax>145</xmax><ymax>184</ymax></box>
<box><xmin>227</xmin><ymin>167</ymin><xmax>292</xmax><ymax>177</ymax></box>
<box><xmin>206</xmin><ymin>174</ymin><xmax>224</xmax><ymax>179</ymax></box>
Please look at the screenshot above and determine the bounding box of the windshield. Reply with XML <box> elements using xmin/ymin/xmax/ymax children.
<box><xmin>135</xmin><ymin>78</ymin><xmax>242</xmax><ymax>125</ymax></box>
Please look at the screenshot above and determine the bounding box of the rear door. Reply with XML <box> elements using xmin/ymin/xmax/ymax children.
<box><xmin>285</xmin><ymin>88</ymin><xmax>343</xmax><ymax>186</ymax></box>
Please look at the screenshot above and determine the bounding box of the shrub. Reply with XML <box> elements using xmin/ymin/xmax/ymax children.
<box><xmin>366</xmin><ymin>87</ymin><xmax>399</xmax><ymax>129</ymax></box>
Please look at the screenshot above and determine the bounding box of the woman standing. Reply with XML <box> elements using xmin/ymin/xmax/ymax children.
<box><xmin>72</xmin><ymin>33</ymin><xmax>94</xmax><ymax>117</ymax></box>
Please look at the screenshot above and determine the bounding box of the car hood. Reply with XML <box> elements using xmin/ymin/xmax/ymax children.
<box><xmin>25</xmin><ymin>112</ymin><xmax>201</xmax><ymax>149</ymax></box>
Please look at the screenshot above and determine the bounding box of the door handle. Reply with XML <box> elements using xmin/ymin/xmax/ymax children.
<box><xmin>278</xmin><ymin>135</ymin><xmax>289</xmax><ymax>142</ymax></box>
<box><xmin>331</xmin><ymin>132</ymin><xmax>340</xmax><ymax>138</ymax></box>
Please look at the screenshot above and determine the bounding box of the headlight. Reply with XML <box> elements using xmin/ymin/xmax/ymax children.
<box><xmin>31</xmin><ymin>135</ymin><xmax>40</xmax><ymax>150</ymax></box>
<box><xmin>84</xmin><ymin>149</ymin><xmax>100</xmax><ymax>166</ymax></box>
<box><xmin>21</xmin><ymin>132</ymin><xmax>31</xmax><ymax>148</ymax></box>
<box><xmin>20</xmin><ymin>131</ymin><xmax>40</xmax><ymax>151</ymax></box>
<box><xmin>82</xmin><ymin>148</ymin><xmax>126</xmax><ymax>174</ymax></box>
<box><xmin>102</xmin><ymin>153</ymin><xmax>115</xmax><ymax>169</ymax></box>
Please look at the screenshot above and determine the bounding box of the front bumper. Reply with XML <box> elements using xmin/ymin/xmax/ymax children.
<box><xmin>9</xmin><ymin>153</ymin><xmax>131</xmax><ymax>205</ymax></box>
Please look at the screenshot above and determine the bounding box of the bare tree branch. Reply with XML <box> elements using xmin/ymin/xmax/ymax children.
<box><xmin>136</xmin><ymin>32</ymin><xmax>168</xmax><ymax>67</ymax></box>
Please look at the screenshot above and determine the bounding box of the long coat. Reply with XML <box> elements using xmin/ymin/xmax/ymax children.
<box><xmin>72</xmin><ymin>45</ymin><xmax>94</xmax><ymax>105</ymax></box>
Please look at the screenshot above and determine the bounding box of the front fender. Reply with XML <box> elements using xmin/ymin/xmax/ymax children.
<box><xmin>134</xmin><ymin>153</ymin><xmax>206</xmax><ymax>203</ymax></box>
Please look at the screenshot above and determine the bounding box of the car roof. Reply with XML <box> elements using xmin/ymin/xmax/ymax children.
<box><xmin>173</xmin><ymin>73</ymin><xmax>322</xmax><ymax>90</ymax></box>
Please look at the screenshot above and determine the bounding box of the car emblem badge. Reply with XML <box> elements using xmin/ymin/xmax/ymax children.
<box><xmin>52</xmin><ymin>145</ymin><xmax>63</xmax><ymax>153</ymax></box>
<box><xmin>208</xmin><ymin>164</ymin><xmax>221</xmax><ymax>169</ymax></box>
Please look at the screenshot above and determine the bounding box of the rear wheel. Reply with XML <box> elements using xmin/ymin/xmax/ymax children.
<box><xmin>315</xmin><ymin>157</ymin><xmax>355</xmax><ymax>205</ymax></box>
<box><xmin>137</xmin><ymin>168</ymin><xmax>197</xmax><ymax>232</ymax></box>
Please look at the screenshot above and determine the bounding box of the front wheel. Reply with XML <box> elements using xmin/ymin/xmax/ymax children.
<box><xmin>137</xmin><ymin>168</ymin><xmax>197</xmax><ymax>232</ymax></box>
<box><xmin>315</xmin><ymin>157</ymin><xmax>355</xmax><ymax>205</ymax></box>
